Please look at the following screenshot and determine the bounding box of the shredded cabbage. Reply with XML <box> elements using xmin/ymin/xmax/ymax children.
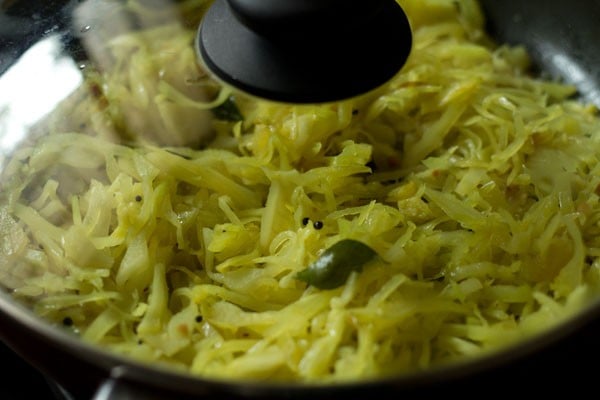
<box><xmin>2</xmin><ymin>0</ymin><xmax>600</xmax><ymax>382</ymax></box>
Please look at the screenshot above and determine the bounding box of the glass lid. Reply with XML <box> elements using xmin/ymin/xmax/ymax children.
<box><xmin>2</xmin><ymin>0</ymin><xmax>600</xmax><ymax>388</ymax></box>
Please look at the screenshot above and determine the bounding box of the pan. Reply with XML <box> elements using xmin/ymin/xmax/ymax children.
<box><xmin>1</xmin><ymin>1</ymin><xmax>600</xmax><ymax>398</ymax></box>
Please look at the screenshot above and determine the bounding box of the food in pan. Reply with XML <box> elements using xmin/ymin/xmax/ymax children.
<box><xmin>1</xmin><ymin>0</ymin><xmax>600</xmax><ymax>382</ymax></box>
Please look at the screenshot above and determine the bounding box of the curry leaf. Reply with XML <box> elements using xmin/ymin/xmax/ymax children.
<box><xmin>296</xmin><ymin>239</ymin><xmax>377</xmax><ymax>289</ymax></box>
<box><xmin>212</xmin><ymin>96</ymin><xmax>243</xmax><ymax>122</ymax></box>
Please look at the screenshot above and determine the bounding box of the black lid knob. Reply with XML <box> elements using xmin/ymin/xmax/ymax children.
<box><xmin>227</xmin><ymin>0</ymin><xmax>387</xmax><ymax>39</ymax></box>
<box><xmin>197</xmin><ymin>0</ymin><xmax>412</xmax><ymax>103</ymax></box>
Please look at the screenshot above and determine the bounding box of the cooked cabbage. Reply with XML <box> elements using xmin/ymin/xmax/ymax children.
<box><xmin>2</xmin><ymin>0</ymin><xmax>600</xmax><ymax>382</ymax></box>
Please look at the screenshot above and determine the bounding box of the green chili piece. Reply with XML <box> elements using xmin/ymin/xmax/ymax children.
<box><xmin>296</xmin><ymin>239</ymin><xmax>377</xmax><ymax>289</ymax></box>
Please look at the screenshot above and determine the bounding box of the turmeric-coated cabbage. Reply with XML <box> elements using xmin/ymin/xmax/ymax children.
<box><xmin>2</xmin><ymin>0</ymin><xmax>600</xmax><ymax>382</ymax></box>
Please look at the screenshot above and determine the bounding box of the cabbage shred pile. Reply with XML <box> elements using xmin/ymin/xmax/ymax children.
<box><xmin>2</xmin><ymin>0</ymin><xmax>600</xmax><ymax>382</ymax></box>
